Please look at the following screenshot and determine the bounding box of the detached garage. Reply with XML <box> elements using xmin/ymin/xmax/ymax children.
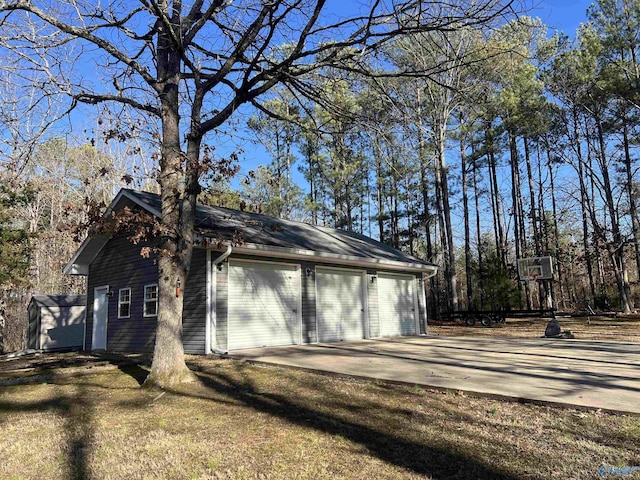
<box><xmin>27</xmin><ymin>295</ymin><xmax>86</xmax><ymax>351</ymax></box>
<box><xmin>65</xmin><ymin>189</ymin><xmax>438</xmax><ymax>355</ymax></box>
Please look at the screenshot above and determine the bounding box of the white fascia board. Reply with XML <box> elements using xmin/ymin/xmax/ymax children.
<box><xmin>63</xmin><ymin>190</ymin><xmax>161</xmax><ymax>276</ymax></box>
<box><xmin>63</xmin><ymin>236</ymin><xmax>95</xmax><ymax>275</ymax></box>
<box><xmin>196</xmin><ymin>236</ymin><xmax>438</xmax><ymax>274</ymax></box>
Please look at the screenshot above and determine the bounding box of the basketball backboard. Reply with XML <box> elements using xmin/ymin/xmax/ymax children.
<box><xmin>517</xmin><ymin>256</ymin><xmax>553</xmax><ymax>281</ymax></box>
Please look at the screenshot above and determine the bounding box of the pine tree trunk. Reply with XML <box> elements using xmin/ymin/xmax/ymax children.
<box><xmin>622</xmin><ymin>121</ymin><xmax>640</xmax><ymax>280</ymax></box>
<box><xmin>594</xmin><ymin>113</ymin><xmax>632</xmax><ymax>312</ymax></box>
<box><xmin>460</xmin><ymin>128</ymin><xmax>473</xmax><ymax>310</ymax></box>
<box><xmin>574</xmin><ymin>110</ymin><xmax>596</xmax><ymax>300</ymax></box>
<box><xmin>486</xmin><ymin>127</ymin><xmax>506</xmax><ymax>268</ymax></box>
<box><xmin>472</xmin><ymin>141</ymin><xmax>484</xmax><ymax>309</ymax></box>
<box><xmin>436</xmin><ymin>126</ymin><xmax>459</xmax><ymax>312</ymax></box>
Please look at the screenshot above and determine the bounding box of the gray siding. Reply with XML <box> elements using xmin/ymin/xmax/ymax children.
<box><xmin>183</xmin><ymin>248</ymin><xmax>206</xmax><ymax>354</ymax></box>
<box><xmin>367</xmin><ymin>270</ymin><xmax>380</xmax><ymax>338</ymax></box>
<box><xmin>27</xmin><ymin>304</ymin><xmax>38</xmax><ymax>350</ymax></box>
<box><xmin>416</xmin><ymin>275</ymin><xmax>428</xmax><ymax>334</ymax></box>
<box><xmin>215</xmin><ymin>261</ymin><xmax>228</xmax><ymax>352</ymax></box>
<box><xmin>85</xmin><ymin>238</ymin><xmax>427</xmax><ymax>354</ymax></box>
<box><xmin>39</xmin><ymin>306</ymin><xmax>85</xmax><ymax>351</ymax></box>
<box><xmin>301</xmin><ymin>261</ymin><xmax>316</xmax><ymax>344</ymax></box>
<box><xmin>86</xmin><ymin>235</ymin><xmax>159</xmax><ymax>353</ymax></box>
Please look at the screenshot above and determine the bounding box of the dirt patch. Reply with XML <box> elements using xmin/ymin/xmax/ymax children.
<box><xmin>428</xmin><ymin>316</ymin><xmax>640</xmax><ymax>343</ymax></box>
<box><xmin>0</xmin><ymin>351</ymin><xmax>102</xmax><ymax>374</ymax></box>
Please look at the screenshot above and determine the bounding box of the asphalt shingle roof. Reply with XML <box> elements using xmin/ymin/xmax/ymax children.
<box><xmin>125</xmin><ymin>189</ymin><xmax>435</xmax><ymax>267</ymax></box>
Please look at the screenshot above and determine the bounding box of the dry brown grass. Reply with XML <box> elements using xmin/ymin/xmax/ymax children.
<box><xmin>428</xmin><ymin>316</ymin><xmax>640</xmax><ymax>343</ymax></box>
<box><xmin>1</xmin><ymin>356</ymin><xmax>639</xmax><ymax>480</ymax></box>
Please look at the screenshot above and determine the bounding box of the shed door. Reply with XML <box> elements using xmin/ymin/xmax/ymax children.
<box><xmin>316</xmin><ymin>268</ymin><xmax>366</xmax><ymax>343</ymax></box>
<box><xmin>378</xmin><ymin>273</ymin><xmax>417</xmax><ymax>337</ymax></box>
<box><xmin>92</xmin><ymin>286</ymin><xmax>109</xmax><ymax>350</ymax></box>
<box><xmin>40</xmin><ymin>306</ymin><xmax>85</xmax><ymax>350</ymax></box>
<box><xmin>228</xmin><ymin>262</ymin><xmax>301</xmax><ymax>350</ymax></box>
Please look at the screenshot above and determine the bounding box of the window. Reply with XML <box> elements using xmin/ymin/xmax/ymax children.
<box><xmin>144</xmin><ymin>284</ymin><xmax>158</xmax><ymax>317</ymax></box>
<box><xmin>118</xmin><ymin>288</ymin><xmax>131</xmax><ymax>318</ymax></box>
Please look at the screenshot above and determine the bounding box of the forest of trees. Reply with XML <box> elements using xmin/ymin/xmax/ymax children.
<box><xmin>1</xmin><ymin>0</ymin><xmax>639</xmax><ymax>354</ymax></box>
<box><xmin>232</xmin><ymin>1</ymin><xmax>640</xmax><ymax>316</ymax></box>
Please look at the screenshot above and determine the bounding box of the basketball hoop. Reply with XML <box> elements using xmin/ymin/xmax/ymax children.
<box><xmin>517</xmin><ymin>256</ymin><xmax>553</xmax><ymax>282</ymax></box>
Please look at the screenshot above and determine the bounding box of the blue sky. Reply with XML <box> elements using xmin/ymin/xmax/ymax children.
<box><xmin>234</xmin><ymin>0</ymin><xmax>597</xmax><ymax>183</ymax></box>
<box><xmin>60</xmin><ymin>0</ymin><xmax>598</xmax><ymax>192</ymax></box>
<box><xmin>534</xmin><ymin>0</ymin><xmax>592</xmax><ymax>33</ymax></box>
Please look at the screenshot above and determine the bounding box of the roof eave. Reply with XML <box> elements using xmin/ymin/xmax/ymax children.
<box><xmin>198</xmin><ymin>236</ymin><xmax>438</xmax><ymax>273</ymax></box>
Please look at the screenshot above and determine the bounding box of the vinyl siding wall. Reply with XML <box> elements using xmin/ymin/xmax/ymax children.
<box><xmin>27</xmin><ymin>304</ymin><xmax>39</xmax><ymax>350</ymax></box>
<box><xmin>215</xmin><ymin>262</ymin><xmax>228</xmax><ymax>352</ymax></box>
<box><xmin>416</xmin><ymin>275</ymin><xmax>428</xmax><ymax>334</ymax></box>
<box><xmin>367</xmin><ymin>270</ymin><xmax>380</xmax><ymax>338</ymax></box>
<box><xmin>86</xmin><ymin>235</ymin><xmax>159</xmax><ymax>353</ymax></box>
<box><xmin>209</xmin><ymin>255</ymin><xmax>428</xmax><ymax>352</ymax></box>
<box><xmin>85</xmin><ymin>236</ymin><xmax>429</xmax><ymax>353</ymax></box>
<box><xmin>183</xmin><ymin>248</ymin><xmax>207</xmax><ymax>354</ymax></box>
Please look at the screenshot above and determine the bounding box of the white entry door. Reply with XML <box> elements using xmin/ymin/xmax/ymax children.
<box><xmin>228</xmin><ymin>261</ymin><xmax>301</xmax><ymax>350</ymax></box>
<box><xmin>378</xmin><ymin>273</ymin><xmax>417</xmax><ymax>337</ymax></box>
<box><xmin>92</xmin><ymin>286</ymin><xmax>109</xmax><ymax>350</ymax></box>
<box><xmin>316</xmin><ymin>268</ymin><xmax>366</xmax><ymax>343</ymax></box>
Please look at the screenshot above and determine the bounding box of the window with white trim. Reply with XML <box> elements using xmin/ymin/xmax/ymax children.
<box><xmin>144</xmin><ymin>284</ymin><xmax>158</xmax><ymax>317</ymax></box>
<box><xmin>118</xmin><ymin>288</ymin><xmax>131</xmax><ymax>318</ymax></box>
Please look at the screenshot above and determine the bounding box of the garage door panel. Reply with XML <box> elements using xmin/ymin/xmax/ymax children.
<box><xmin>316</xmin><ymin>269</ymin><xmax>366</xmax><ymax>342</ymax></box>
<box><xmin>378</xmin><ymin>274</ymin><xmax>416</xmax><ymax>337</ymax></box>
<box><xmin>228</xmin><ymin>262</ymin><xmax>300</xmax><ymax>350</ymax></box>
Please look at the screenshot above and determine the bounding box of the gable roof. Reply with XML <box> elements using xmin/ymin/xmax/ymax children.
<box><xmin>65</xmin><ymin>188</ymin><xmax>437</xmax><ymax>275</ymax></box>
<box><xmin>29</xmin><ymin>295</ymin><xmax>87</xmax><ymax>308</ymax></box>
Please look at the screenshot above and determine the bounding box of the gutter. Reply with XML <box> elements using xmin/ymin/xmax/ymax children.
<box><xmin>202</xmin><ymin>239</ymin><xmax>438</xmax><ymax>275</ymax></box>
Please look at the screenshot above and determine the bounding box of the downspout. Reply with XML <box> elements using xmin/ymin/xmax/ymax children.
<box><xmin>422</xmin><ymin>269</ymin><xmax>438</xmax><ymax>335</ymax></box>
<box><xmin>211</xmin><ymin>244</ymin><xmax>232</xmax><ymax>355</ymax></box>
<box><xmin>213</xmin><ymin>244</ymin><xmax>232</xmax><ymax>266</ymax></box>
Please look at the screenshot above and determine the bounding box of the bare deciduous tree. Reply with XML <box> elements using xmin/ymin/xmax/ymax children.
<box><xmin>0</xmin><ymin>0</ymin><xmax>518</xmax><ymax>387</ymax></box>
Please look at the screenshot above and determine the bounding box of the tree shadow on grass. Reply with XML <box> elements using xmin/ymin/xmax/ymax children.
<box><xmin>117</xmin><ymin>363</ymin><xmax>150</xmax><ymax>386</ymax></box>
<box><xmin>172</xmin><ymin>367</ymin><xmax>518</xmax><ymax>480</ymax></box>
<box><xmin>0</xmin><ymin>383</ymin><xmax>94</xmax><ymax>480</ymax></box>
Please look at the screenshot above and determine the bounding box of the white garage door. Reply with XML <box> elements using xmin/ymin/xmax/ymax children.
<box><xmin>228</xmin><ymin>261</ymin><xmax>301</xmax><ymax>350</ymax></box>
<box><xmin>378</xmin><ymin>273</ymin><xmax>417</xmax><ymax>337</ymax></box>
<box><xmin>316</xmin><ymin>268</ymin><xmax>366</xmax><ymax>342</ymax></box>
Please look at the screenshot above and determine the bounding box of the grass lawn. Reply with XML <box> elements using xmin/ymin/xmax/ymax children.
<box><xmin>428</xmin><ymin>315</ymin><xmax>640</xmax><ymax>343</ymax></box>
<box><xmin>1</xmin><ymin>355</ymin><xmax>639</xmax><ymax>479</ymax></box>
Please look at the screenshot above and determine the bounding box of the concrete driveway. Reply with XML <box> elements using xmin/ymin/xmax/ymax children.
<box><xmin>230</xmin><ymin>336</ymin><xmax>640</xmax><ymax>414</ymax></box>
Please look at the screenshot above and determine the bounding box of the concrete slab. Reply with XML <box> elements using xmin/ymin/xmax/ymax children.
<box><xmin>230</xmin><ymin>336</ymin><xmax>640</xmax><ymax>414</ymax></box>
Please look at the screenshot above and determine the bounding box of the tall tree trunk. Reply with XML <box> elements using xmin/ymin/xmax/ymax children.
<box><xmin>376</xmin><ymin>155</ymin><xmax>385</xmax><ymax>242</ymax></box>
<box><xmin>460</xmin><ymin>126</ymin><xmax>472</xmax><ymax>310</ymax></box>
<box><xmin>573</xmin><ymin>109</ymin><xmax>596</xmax><ymax>300</ymax></box>
<box><xmin>594</xmin><ymin>111</ymin><xmax>633</xmax><ymax>313</ymax></box>
<box><xmin>436</xmin><ymin>125</ymin><xmax>459</xmax><ymax>312</ymax></box>
<box><xmin>486</xmin><ymin>127</ymin><xmax>506</xmax><ymax>268</ymax></box>
<box><xmin>545</xmin><ymin>140</ymin><xmax>564</xmax><ymax>309</ymax></box>
<box><xmin>472</xmin><ymin>141</ymin><xmax>484</xmax><ymax>309</ymax></box>
<box><xmin>508</xmin><ymin>129</ymin><xmax>529</xmax><ymax>308</ymax></box>
<box><xmin>622</xmin><ymin>120</ymin><xmax>640</xmax><ymax>280</ymax></box>
<box><xmin>145</xmin><ymin>22</ymin><xmax>194</xmax><ymax>388</ymax></box>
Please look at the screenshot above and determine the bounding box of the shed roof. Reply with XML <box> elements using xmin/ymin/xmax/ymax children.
<box><xmin>29</xmin><ymin>295</ymin><xmax>87</xmax><ymax>308</ymax></box>
<box><xmin>65</xmin><ymin>188</ymin><xmax>438</xmax><ymax>275</ymax></box>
